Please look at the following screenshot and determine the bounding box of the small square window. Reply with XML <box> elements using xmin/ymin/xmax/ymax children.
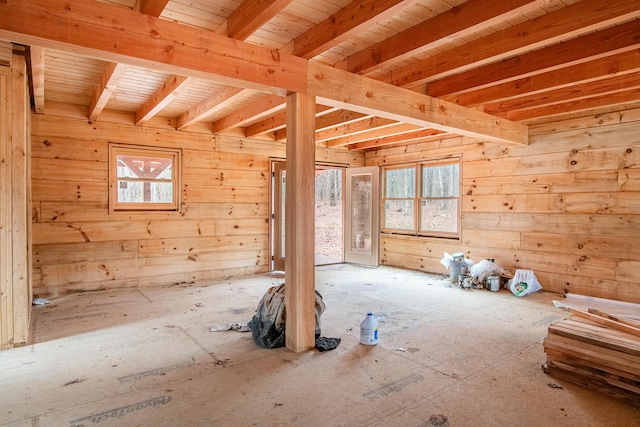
<box><xmin>109</xmin><ymin>144</ymin><xmax>181</xmax><ymax>211</ymax></box>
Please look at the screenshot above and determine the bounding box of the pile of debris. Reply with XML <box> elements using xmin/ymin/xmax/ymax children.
<box><xmin>440</xmin><ymin>252</ymin><xmax>542</xmax><ymax>297</ymax></box>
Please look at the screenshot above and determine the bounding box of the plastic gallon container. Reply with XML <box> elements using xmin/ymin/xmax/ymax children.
<box><xmin>360</xmin><ymin>312</ymin><xmax>379</xmax><ymax>345</ymax></box>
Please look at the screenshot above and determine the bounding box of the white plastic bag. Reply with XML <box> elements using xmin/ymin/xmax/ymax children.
<box><xmin>509</xmin><ymin>269</ymin><xmax>542</xmax><ymax>297</ymax></box>
<box><xmin>469</xmin><ymin>259</ymin><xmax>508</xmax><ymax>283</ymax></box>
<box><xmin>440</xmin><ymin>252</ymin><xmax>453</xmax><ymax>270</ymax></box>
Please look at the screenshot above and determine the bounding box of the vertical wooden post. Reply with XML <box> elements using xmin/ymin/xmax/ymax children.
<box><xmin>11</xmin><ymin>51</ymin><xmax>31</xmax><ymax>345</ymax></box>
<box><xmin>0</xmin><ymin>46</ymin><xmax>31</xmax><ymax>349</ymax></box>
<box><xmin>285</xmin><ymin>91</ymin><xmax>316</xmax><ymax>353</ymax></box>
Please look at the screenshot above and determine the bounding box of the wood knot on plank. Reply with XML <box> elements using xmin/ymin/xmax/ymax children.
<box><xmin>271</xmin><ymin>50</ymin><xmax>281</xmax><ymax>62</ymax></box>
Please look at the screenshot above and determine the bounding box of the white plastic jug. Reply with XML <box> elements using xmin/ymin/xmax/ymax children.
<box><xmin>360</xmin><ymin>312</ymin><xmax>379</xmax><ymax>345</ymax></box>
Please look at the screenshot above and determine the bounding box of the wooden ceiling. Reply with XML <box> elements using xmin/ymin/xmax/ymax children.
<box><xmin>2</xmin><ymin>0</ymin><xmax>640</xmax><ymax>150</ymax></box>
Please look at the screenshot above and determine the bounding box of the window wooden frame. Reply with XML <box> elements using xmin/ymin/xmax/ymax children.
<box><xmin>382</xmin><ymin>157</ymin><xmax>461</xmax><ymax>239</ymax></box>
<box><xmin>109</xmin><ymin>143</ymin><xmax>181</xmax><ymax>212</ymax></box>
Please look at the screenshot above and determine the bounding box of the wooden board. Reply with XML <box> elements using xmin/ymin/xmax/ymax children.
<box><xmin>543</xmin><ymin>316</ymin><xmax>640</xmax><ymax>407</ymax></box>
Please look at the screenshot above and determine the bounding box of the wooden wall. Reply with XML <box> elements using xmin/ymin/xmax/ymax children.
<box><xmin>31</xmin><ymin>110</ymin><xmax>364</xmax><ymax>297</ymax></box>
<box><xmin>0</xmin><ymin>49</ymin><xmax>32</xmax><ymax>349</ymax></box>
<box><xmin>366</xmin><ymin>107</ymin><xmax>640</xmax><ymax>304</ymax></box>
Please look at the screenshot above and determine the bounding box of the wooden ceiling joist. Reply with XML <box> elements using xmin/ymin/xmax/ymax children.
<box><xmin>340</xmin><ymin>0</ymin><xmax>541</xmax><ymax>75</ymax></box>
<box><xmin>348</xmin><ymin>129</ymin><xmax>449</xmax><ymax>151</ymax></box>
<box><xmin>389</xmin><ymin>0</ymin><xmax>640</xmax><ymax>89</ymax></box>
<box><xmin>0</xmin><ymin>0</ymin><xmax>307</xmax><ymax>93</ymax></box>
<box><xmin>427</xmin><ymin>19</ymin><xmax>640</xmax><ymax>98</ymax></box>
<box><xmin>136</xmin><ymin>75</ymin><xmax>194</xmax><ymax>125</ymax></box>
<box><xmin>88</xmin><ymin>62</ymin><xmax>128</xmax><ymax>121</ymax></box>
<box><xmin>315</xmin><ymin>110</ymin><xmax>370</xmax><ymax>132</ymax></box>
<box><xmin>139</xmin><ymin>0</ymin><xmax>170</xmax><ymax>17</ymax></box>
<box><xmin>178</xmin><ymin>86</ymin><xmax>245</xmax><ymax>130</ymax></box>
<box><xmin>505</xmin><ymin>87</ymin><xmax>640</xmax><ymax>122</ymax></box>
<box><xmin>483</xmin><ymin>71</ymin><xmax>640</xmax><ymax>117</ymax></box>
<box><xmin>324</xmin><ymin>123</ymin><xmax>422</xmax><ymax>148</ymax></box>
<box><xmin>227</xmin><ymin>0</ymin><xmax>294</xmax><ymax>40</ymax></box>
<box><xmin>293</xmin><ymin>0</ymin><xmax>420</xmax><ymax>59</ymax></box>
<box><xmin>445</xmin><ymin>50</ymin><xmax>640</xmax><ymax>108</ymax></box>
<box><xmin>214</xmin><ymin>94</ymin><xmax>286</xmax><ymax>134</ymax></box>
<box><xmin>309</xmin><ymin>63</ymin><xmax>528</xmax><ymax>145</ymax></box>
<box><xmin>314</xmin><ymin>117</ymin><xmax>400</xmax><ymax>143</ymax></box>
<box><xmin>0</xmin><ymin>0</ymin><xmax>529</xmax><ymax>145</ymax></box>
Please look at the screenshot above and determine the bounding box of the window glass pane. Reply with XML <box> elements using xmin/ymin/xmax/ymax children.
<box><xmin>385</xmin><ymin>167</ymin><xmax>415</xmax><ymax>198</ymax></box>
<box><xmin>422</xmin><ymin>163</ymin><xmax>459</xmax><ymax>197</ymax></box>
<box><xmin>420</xmin><ymin>199</ymin><xmax>458</xmax><ymax>233</ymax></box>
<box><xmin>118</xmin><ymin>181</ymin><xmax>174</xmax><ymax>203</ymax></box>
<box><xmin>384</xmin><ymin>199</ymin><xmax>414</xmax><ymax>230</ymax></box>
<box><xmin>116</xmin><ymin>155</ymin><xmax>173</xmax><ymax>180</ymax></box>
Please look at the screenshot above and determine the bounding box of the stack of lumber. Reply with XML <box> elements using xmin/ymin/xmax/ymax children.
<box><xmin>543</xmin><ymin>308</ymin><xmax>640</xmax><ymax>408</ymax></box>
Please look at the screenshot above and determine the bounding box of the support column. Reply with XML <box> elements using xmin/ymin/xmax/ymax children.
<box><xmin>0</xmin><ymin>46</ymin><xmax>31</xmax><ymax>349</ymax></box>
<box><xmin>284</xmin><ymin>91</ymin><xmax>316</xmax><ymax>353</ymax></box>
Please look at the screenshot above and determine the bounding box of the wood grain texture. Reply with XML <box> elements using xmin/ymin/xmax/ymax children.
<box><xmin>369</xmin><ymin>105</ymin><xmax>640</xmax><ymax>304</ymax></box>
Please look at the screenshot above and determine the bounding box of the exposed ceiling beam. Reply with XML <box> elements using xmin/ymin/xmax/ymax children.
<box><xmin>245</xmin><ymin>104</ymin><xmax>334</xmax><ymax>137</ymax></box>
<box><xmin>136</xmin><ymin>75</ymin><xmax>194</xmax><ymax>125</ymax></box>
<box><xmin>315</xmin><ymin>110</ymin><xmax>370</xmax><ymax>132</ymax></box>
<box><xmin>506</xmin><ymin>87</ymin><xmax>640</xmax><ymax>122</ymax></box>
<box><xmin>323</xmin><ymin>123</ymin><xmax>422</xmax><ymax>148</ymax></box>
<box><xmin>293</xmin><ymin>0</ymin><xmax>419</xmax><ymax>59</ymax></box>
<box><xmin>93</xmin><ymin>0</ymin><xmax>170</xmax><ymax>123</ymax></box>
<box><xmin>444</xmin><ymin>50</ymin><xmax>640</xmax><ymax>107</ymax></box>
<box><xmin>339</xmin><ymin>0</ymin><xmax>541</xmax><ymax>75</ymax></box>
<box><xmin>178</xmin><ymin>87</ymin><xmax>245</xmax><ymax>130</ymax></box>
<box><xmin>485</xmin><ymin>72</ymin><xmax>640</xmax><ymax>117</ymax></box>
<box><xmin>0</xmin><ymin>0</ymin><xmax>307</xmax><ymax>94</ymax></box>
<box><xmin>223</xmin><ymin>0</ymin><xmax>419</xmax><ymax>132</ymax></box>
<box><xmin>214</xmin><ymin>94</ymin><xmax>286</xmax><ymax>134</ymax></box>
<box><xmin>276</xmin><ymin>115</ymin><xmax>397</xmax><ymax>142</ymax></box>
<box><xmin>387</xmin><ymin>0</ymin><xmax>640</xmax><ymax>89</ymax></box>
<box><xmin>139</xmin><ymin>0</ymin><xmax>170</xmax><ymax>17</ymax></box>
<box><xmin>308</xmin><ymin>62</ymin><xmax>528</xmax><ymax>145</ymax></box>
<box><xmin>227</xmin><ymin>0</ymin><xmax>294</xmax><ymax>40</ymax></box>
<box><xmin>315</xmin><ymin>117</ymin><xmax>399</xmax><ymax>143</ymax></box>
<box><xmin>427</xmin><ymin>20</ymin><xmax>640</xmax><ymax>98</ymax></box>
<box><xmin>0</xmin><ymin>0</ymin><xmax>528</xmax><ymax>144</ymax></box>
<box><xmin>348</xmin><ymin>129</ymin><xmax>448</xmax><ymax>150</ymax></box>
<box><xmin>88</xmin><ymin>62</ymin><xmax>128</xmax><ymax>121</ymax></box>
<box><xmin>28</xmin><ymin>45</ymin><xmax>45</xmax><ymax>114</ymax></box>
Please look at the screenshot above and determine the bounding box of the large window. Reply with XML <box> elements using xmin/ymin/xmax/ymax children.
<box><xmin>382</xmin><ymin>158</ymin><xmax>460</xmax><ymax>238</ymax></box>
<box><xmin>109</xmin><ymin>144</ymin><xmax>181</xmax><ymax>211</ymax></box>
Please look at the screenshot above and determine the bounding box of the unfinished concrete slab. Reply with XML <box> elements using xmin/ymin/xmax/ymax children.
<box><xmin>1</xmin><ymin>265</ymin><xmax>638</xmax><ymax>426</ymax></box>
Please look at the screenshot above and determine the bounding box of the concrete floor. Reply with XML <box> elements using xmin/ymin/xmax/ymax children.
<box><xmin>1</xmin><ymin>264</ymin><xmax>638</xmax><ymax>426</ymax></box>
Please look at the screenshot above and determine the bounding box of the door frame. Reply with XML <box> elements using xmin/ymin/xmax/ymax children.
<box><xmin>269</xmin><ymin>159</ymin><xmax>350</xmax><ymax>271</ymax></box>
<box><xmin>344</xmin><ymin>166</ymin><xmax>380</xmax><ymax>267</ymax></box>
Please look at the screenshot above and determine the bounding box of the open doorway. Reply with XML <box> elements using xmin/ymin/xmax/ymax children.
<box><xmin>270</xmin><ymin>161</ymin><xmax>345</xmax><ymax>270</ymax></box>
<box><xmin>314</xmin><ymin>167</ymin><xmax>343</xmax><ymax>265</ymax></box>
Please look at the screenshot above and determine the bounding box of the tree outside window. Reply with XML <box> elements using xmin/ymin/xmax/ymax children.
<box><xmin>382</xmin><ymin>158</ymin><xmax>460</xmax><ymax>238</ymax></box>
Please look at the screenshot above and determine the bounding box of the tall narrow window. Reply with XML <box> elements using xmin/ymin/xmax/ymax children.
<box><xmin>420</xmin><ymin>159</ymin><xmax>460</xmax><ymax>236</ymax></box>
<box><xmin>382</xmin><ymin>157</ymin><xmax>460</xmax><ymax>239</ymax></box>
<box><xmin>109</xmin><ymin>144</ymin><xmax>181</xmax><ymax>211</ymax></box>
<box><xmin>382</xmin><ymin>166</ymin><xmax>416</xmax><ymax>232</ymax></box>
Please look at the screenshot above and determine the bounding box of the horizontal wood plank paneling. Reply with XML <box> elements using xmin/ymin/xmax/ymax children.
<box><xmin>369</xmin><ymin>106</ymin><xmax>640</xmax><ymax>304</ymax></box>
<box><xmin>31</xmin><ymin>113</ymin><xmax>363</xmax><ymax>296</ymax></box>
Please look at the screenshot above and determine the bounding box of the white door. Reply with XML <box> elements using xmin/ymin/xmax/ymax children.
<box><xmin>344</xmin><ymin>166</ymin><xmax>380</xmax><ymax>266</ymax></box>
